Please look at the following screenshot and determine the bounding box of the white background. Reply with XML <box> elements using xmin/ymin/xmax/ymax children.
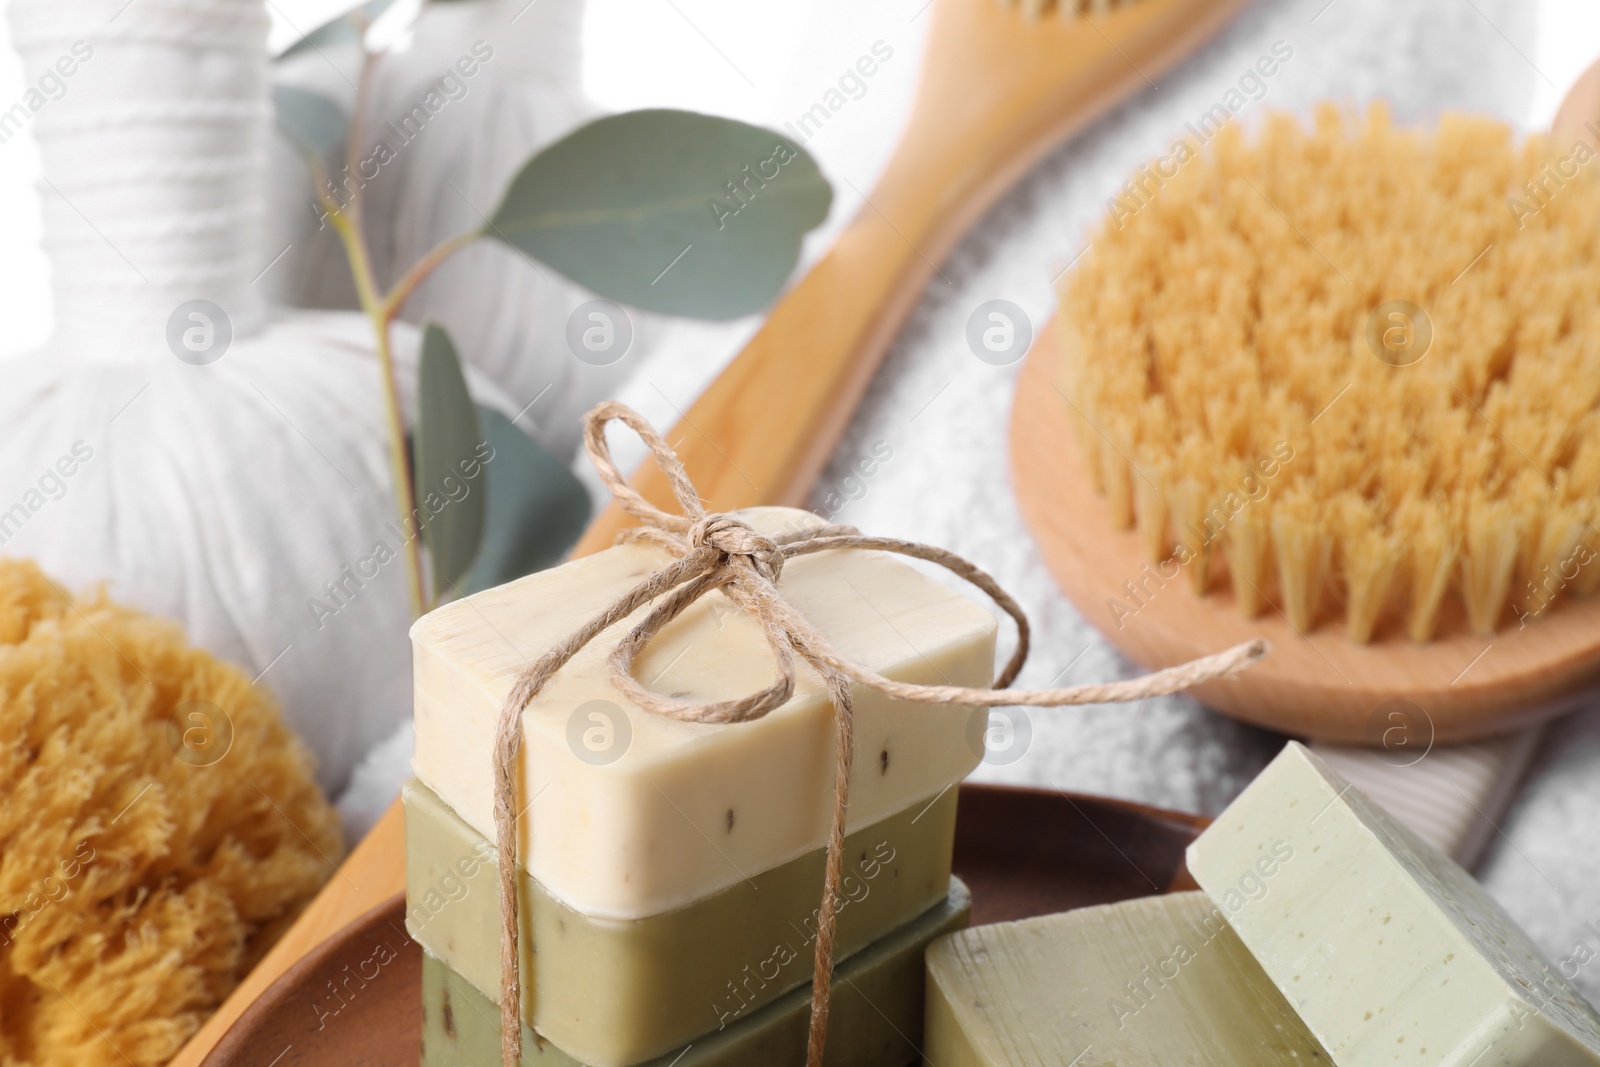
<box><xmin>0</xmin><ymin>0</ymin><xmax>1598</xmax><ymax>360</ymax></box>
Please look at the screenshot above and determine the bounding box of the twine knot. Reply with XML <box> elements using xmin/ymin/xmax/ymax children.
<box><xmin>491</xmin><ymin>401</ymin><xmax>1269</xmax><ymax>1067</ymax></box>
<box><xmin>689</xmin><ymin>514</ymin><xmax>784</xmax><ymax>584</ymax></box>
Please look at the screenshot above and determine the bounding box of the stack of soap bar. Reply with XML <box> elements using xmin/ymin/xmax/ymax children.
<box><xmin>421</xmin><ymin>879</ymin><xmax>972</xmax><ymax>1067</ymax></box>
<box><xmin>1187</xmin><ymin>741</ymin><xmax>1600</xmax><ymax>1065</ymax></box>
<box><xmin>404</xmin><ymin>776</ymin><xmax>959</xmax><ymax>1049</ymax></box>
<box><xmin>923</xmin><ymin>892</ymin><xmax>1331</xmax><ymax>1064</ymax></box>
<box><xmin>407</xmin><ymin>507</ymin><xmax>997</xmax><ymax>1066</ymax></box>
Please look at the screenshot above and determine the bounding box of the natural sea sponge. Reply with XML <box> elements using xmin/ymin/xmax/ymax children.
<box><xmin>1061</xmin><ymin>103</ymin><xmax>1600</xmax><ymax>642</ymax></box>
<box><xmin>0</xmin><ymin>559</ymin><xmax>342</xmax><ymax>1066</ymax></box>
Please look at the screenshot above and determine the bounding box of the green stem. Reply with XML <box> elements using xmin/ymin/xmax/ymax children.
<box><xmin>325</xmin><ymin>190</ymin><xmax>429</xmax><ymax>620</ymax></box>
<box><xmin>308</xmin><ymin>39</ymin><xmax>482</xmax><ymax>621</ymax></box>
<box><xmin>384</xmin><ymin>230</ymin><xmax>483</xmax><ymax>318</ymax></box>
<box><xmin>344</xmin><ymin>38</ymin><xmax>377</xmax><ymax>236</ymax></box>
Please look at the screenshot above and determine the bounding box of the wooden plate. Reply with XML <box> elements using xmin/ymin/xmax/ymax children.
<box><xmin>199</xmin><ymin>783</ymin><xmax>1206</xmax><ymax>1066</ymax></box>
<box><xmin>1010</xmin><ymin>315</ymin><xmax>1600</xmax><ymax>744</ymax></box>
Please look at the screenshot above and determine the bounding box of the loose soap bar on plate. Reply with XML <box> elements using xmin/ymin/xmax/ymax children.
<box><xmin>404</xmin><ymin>777</ymin><xmax>958</xmax><ymax>1065</ymax></box>
<box><xmin>421</xmin><ymin>879</ymin><xmax>973</xmax><ymax>1067</ymax></box>
<box><xmin>409</xmin><ymin>506</ymin><xmax>997</xmax><ymax>919</ymax></box>
<box><xmin>923</xmin><ymin>892</ymin><xmax>1330</xmax><ymax>1064</ymax></box>
<box><xmin>1187</xmin><ymin>741</ymin><xmax>1600</xmax><ymax>1066</ymax></box>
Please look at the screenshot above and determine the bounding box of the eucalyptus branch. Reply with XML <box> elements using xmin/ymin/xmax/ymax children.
<box><xmin>319</xmin><ymin>178</ymin><xmax>430</xmax><ymax>621</ymax></box>
<box><xmin>305</xmin><ymin>43</ymin><xmax>429</xmax><ymax>619</ymax></box>
<box><xmin>305</xmin><ymin>42</ymin><xmax>487</xmax><ymax>621</ymax></box>
<box><xmin>385</xmin><ymin>229</ymin><xmax>483</xmax><ymax>317</ymax></box>
<box><xmin>344</xmin><ymin>18</ymin><xmax>377</xmax><ymax>233</ymax></box>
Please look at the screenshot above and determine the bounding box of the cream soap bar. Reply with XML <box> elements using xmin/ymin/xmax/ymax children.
<box><xmin>410</xmin><ymin>507</ymin><xmax>996</xmax><ymax>919</ymax></box>
<box><xmin>923</xmin><ymin>892</ymin><xmax>1329</xmax><ymax>1064</ymax></box>
<box><xmin>404</xmin><ymin>777</ymin><xmax>958</xmax><ymax>1066</ymax></box>
<box><xmin>1188</xmin><ymin>742</ymin><xmax>1600</xmax><ymax>1066</ymax></box>
<box><xmin>421</xmin><ymin>879</ymin><xmax>973</xmax><ymax>1067</ymax></box>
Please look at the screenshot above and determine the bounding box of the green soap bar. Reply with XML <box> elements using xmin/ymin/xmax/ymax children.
<box><xmin>404</xmin><ymin>778</ymin><xmax>958</xmax><ymax>1067</ymax></box>
<box><xmin>924</xmin><ymin>892</ymin><xmax>1330</xmax><ymax>1065</ymax></box>
<box><xmin>1188</xmin><ymin>742</ymin><xmax>1600</xmax><ymax>1065</ymax></box>
<box><xmin>421</xmin><ymin>878</ymin><xmax>971</xmax><ymax>1067</ymax></box>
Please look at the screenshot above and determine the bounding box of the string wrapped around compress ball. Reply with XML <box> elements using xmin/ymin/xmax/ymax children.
<box><xmin>0</xmin><ymin>0</ymin><xmax>510</xmax><ymax>804</ymax></box>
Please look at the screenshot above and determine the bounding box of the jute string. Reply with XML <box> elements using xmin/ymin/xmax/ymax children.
<box><xmin>492</xmin><ymin>401</ymin><xmax>1269</xmax><ymax>1067</ymax></box>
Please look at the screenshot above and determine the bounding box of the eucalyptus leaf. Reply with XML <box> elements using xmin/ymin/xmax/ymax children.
<box><xmin>275</xmin><ymin>0</ymin><xmax>402</xmax><ymax>60</ymax></box>
<box><xmin>272</xmin><ymin>85</ymin><xmax>347</xmax><ymax>165</ymax></box>
<box><xmin>462</xmin><ymin>407</ymin><xmax>592</xmax><ymax>595</ymax></box>
<box><xmin>415</xmin><ymin>324</ymin><xmax>487</xmax><ymax>598</ymax></box>
<box><xmin>486</xmin><ymin>109</ymin><xmax>831</xmax><ymax>320</ymax></box>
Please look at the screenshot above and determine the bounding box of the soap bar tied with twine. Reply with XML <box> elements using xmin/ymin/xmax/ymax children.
<box><xmin>491</xmin><ymin>402</ymin><xmax>1269</xmax><ymax>1067</ymax></box>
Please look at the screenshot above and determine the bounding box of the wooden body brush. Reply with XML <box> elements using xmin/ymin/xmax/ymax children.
<box><xmin>573</xmin><ymin>0</ymin><xmax>1251</xmax><ymax>553</ymax></box>
<box><xmin>1012</xmin><ymin>103</ymin><xmax>1600</xmax><ymax>746</ymax></box>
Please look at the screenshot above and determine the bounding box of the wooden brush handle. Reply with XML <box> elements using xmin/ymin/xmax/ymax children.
<box><xmin>572</xmin><ymin>0</ymin><xmax>1247</xmax><ymax>555</ymax></box>
<box><xmin>572</xmin><ymin>151</ymin><xmax>951</xmax><ymax>554</ymax></box>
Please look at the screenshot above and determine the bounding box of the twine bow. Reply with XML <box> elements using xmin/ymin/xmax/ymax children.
<box><xmin>492</xmin><ymin>401</ymin><xmax>1268</xmax><ymax>1067</ymax></box>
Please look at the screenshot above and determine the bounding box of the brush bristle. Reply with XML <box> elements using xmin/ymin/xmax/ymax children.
<box><xmin>1060</xmin><ymin>104</ymin><xmax>1600</xmax><ymax>642</ymax></box>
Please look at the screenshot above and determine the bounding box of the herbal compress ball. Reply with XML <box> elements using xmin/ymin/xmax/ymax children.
<box><xmin>0</xmin><ymin>559</ymin><xmax>342</xmax><ymax>1066</ymax></box>
<box><xmin>1061</xmin><ymin>104</ymin><xmax>1600</xmax><ymax>642</ymax></box>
